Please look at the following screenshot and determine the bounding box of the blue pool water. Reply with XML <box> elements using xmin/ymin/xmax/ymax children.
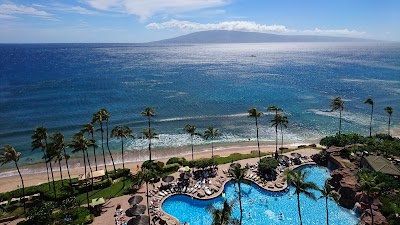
<box><xmin>162</xmin><ymin>166</ymin><xmax>359</xmax><ymax>225</ymax></box>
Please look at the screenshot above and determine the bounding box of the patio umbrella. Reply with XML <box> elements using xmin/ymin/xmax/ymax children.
<box><xmin>162</xmin><ymin>175</ymin><xmax>174</xmax><ymax>183</ymax></box>
<box><xmin>128</xmin><ymin>215</ymin><xmax>150</xmax><ymax>225</ymax></box>
<box><xmin>91</xmin><ymin>197</ymin><xmax>105</xmax><ymax>206</ymax></box>
<box><xmin>184</xmin><ymin>166</ymin><xmax>190</xmax><ymax>171</ymax></box>
<box><xmin>128</xmin><ymin>196</ymin><xmax>143</xmax><ymax>206</ymax></box>
<box><xmin>129</xmin><ymin>204</ymin><xmax>147</xmax><ymax>216</ymax></box>
<box><xmin>277</xmin><ymin>155</ymin><xmax>289</xmax><ymax>163</ymax></box>
<box><xmin>291</xmin><ymin>152</ymin><xmax>302</xmax><ymax>158</ymax></box>
<box><xmin>230</xmin><ymin>162</ymin><xmax>241</xmax><ymax>168</ymax></box>
<box><xmin>183</xmin><ymin>172</ymin><xmax>192</xmax><ymax>180</ymax></box>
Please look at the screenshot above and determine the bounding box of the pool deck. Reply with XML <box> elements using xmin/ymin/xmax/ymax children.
<box><xmin>90</xmin><ymin>148</ymin><xmax>319</xmax><ymax>225</ymax></box>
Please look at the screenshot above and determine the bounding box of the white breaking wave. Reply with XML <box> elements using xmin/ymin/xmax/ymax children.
<box><xmin>309</xmin><ymin>109</ymin><xmax>371</xmax><ymax>126</ymax></box>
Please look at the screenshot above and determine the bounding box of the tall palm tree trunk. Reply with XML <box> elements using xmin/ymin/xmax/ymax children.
<box><xmin>280</xmin><ymin>124</ymin><xmax>284</xmax><ymax>152</ymax></box>
<box><xmin>91</xmin><ymin>132</ymin><xmax>98</xmax><ymax>171</ymax></box>
<box><xmin>211</xmin><ymin>138</ymin><xmax>214</xmax><ymax>158</ymax></box>
<box><xmin>275</xmin><ymin>125</ymin><xmax>278</xmax><ymax>159</ymax></box>
<box><xmin>297</xmin><ymin>193</ymin><xmax>303</xmax><ymax>225</ymax></box>
<box><xmin>83</xmin><ymin>151</ymin><xmax>89</xmax><ymax>208</ymax></box>
<box><xmin>63</xmin><ymin>149</ymin><xmax>72</xmax><ymax>190</ymax></box>
<box><xmin>15</xmin><ymin>162</ymin><xmax>25</xmax><ymax>213</ymax></box>
<box><xmin>58</xmin><ymin>159</ymin><xmax>63</xmax><ymax>185</ymax></box>
<box><xmin>85</xmin><ymin>150</ymin><xmax>94</xmax><ymax>189</ymax></box>
<box><xmin>339</xmin><ymin>109</ymin><xmax>342</xmax><ymax>135</ymax></box>
<box><xmin>238</xmin><ymin>183</ymin><xmax>243</xmax><ymax>225</ymax></box>
<box><xmin>388</xmin><ymin>115</ymin><xmax>391</xmax><ymax>135</ymax></box>
<box><xmin>146</xmin><ymin>182</ymin><xmax>151</xmax><ymax>225</ymax></box>
<box><xmin>149</xmin><ymin>137</ymin><xmax>152</xmax><ymax>161</ymax></box>
<box><xmin>105</xmin><ymin>122</ymin><xmax>116</xmax><ymax>171</ymax></box>
<box><xmin>42</xmin><ymin>149</ymin><xmax>51</xmax><ymax>190</ymax></box>
<box><xmin>255</xmin><ymin>117</ymin><xmax>261</xmax><ymax>161</ymax></box>
<box><xmin>369</xmin><ymin>106</ymin><xmax>373</xmax><ymax>137</ymax></box>
<box><xmin>325</xmin><ymin>198</ymin><xmax>329</xmax><ymax>225</ymax></box>
<box><xmin>48</xmin><ymin>159</ymin><xmax>57</xmax><ymax>199</ymax></box>
<box><xmin>191</xmin><ymin>135</ymin><xmax>194</xmax><ymax>161</ymax></box>
<box><xmin>100</xmin><ymin>122</ymin><xmax>108</xmax><ymax>178</ymax></box>
<box><xmin>121</xmin><ymin>139</ymin><xmax>125</xmax><ymax>169</ymax></box>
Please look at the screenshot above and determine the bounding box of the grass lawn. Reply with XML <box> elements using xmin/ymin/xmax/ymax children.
<box><xmin>75</xmin><ymin>177</ymin><xmax>132</xmax><ymax>204</ymax></box>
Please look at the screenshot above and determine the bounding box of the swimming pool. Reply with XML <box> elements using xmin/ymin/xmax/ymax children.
<box><xmin>162</xmin><ymin>166</ymin><xmax>359</xmax><ymax>225</ymax></box>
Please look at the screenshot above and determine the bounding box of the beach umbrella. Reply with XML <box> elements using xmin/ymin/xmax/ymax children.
<box><xmin>91</xmin><ymin>197</ymin><xmax>105</xmax><ymax>206</ymax></box>
<box><xmin>290</xmin><ymin>152</ymin><xmax>302</xmax><ymax>158</ymax></box>
<box><xmin>230</xmin><ymin>162</ymin><xmax>241</xmax><ymax>168</ymax></box>
<box><xmin>183</xmin><ymin>172</ymin><xmax>192</xmax><ymax>180</ymax></box>
<box><xmin>162</xmin><ymin>175</ymin><xmax>174</xmax><ymax>183</ymax></box>
<box><xmin>277</xmin><ymin>155</ymin><xmax>289</xmax><ymax>163</ymax></box>
<box><xmin>184</xmin><ymin>166</ymin><xmax>190</xmax><ymax>171</ymax></box>
<box><xmin>128</xmin><ymin>215</ymin><xmax>150</xmax><ymax>225</ymax></box>
<box><xmin>129</xmin><ymin>204</ymin><xmax>147</xmax><ymax>216</ymax></box>
<box><xmin>128</xmin><ymin>196</ymin><xmax>143</xmax><ymax>206</ymax></box>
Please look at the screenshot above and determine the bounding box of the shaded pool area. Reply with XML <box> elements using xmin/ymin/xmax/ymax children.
<box><xmin>162</xmin><ymin>166</ymin><xmax>359</xmax><ymax>225</ymax></box>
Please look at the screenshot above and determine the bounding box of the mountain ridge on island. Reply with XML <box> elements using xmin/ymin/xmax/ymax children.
<box><xmin>150</xmin><ymin>30</ymin><xmax>376</xmax><ymax>44</ymax></box>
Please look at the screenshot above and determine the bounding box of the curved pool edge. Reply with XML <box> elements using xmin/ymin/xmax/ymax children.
<box><xmin>160</xmin><ymin>162</ymin><xmax>317</xmax><ymax>224</ymax></box>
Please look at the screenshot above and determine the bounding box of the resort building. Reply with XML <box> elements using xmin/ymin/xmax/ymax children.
<box><xmin>361</xmin><ymin>155</ymin><xmax>400</xmax><ymax>177</ymax></box>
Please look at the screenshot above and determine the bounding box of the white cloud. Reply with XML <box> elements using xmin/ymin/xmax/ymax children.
<box><xmin>85</xmin><ymin>0</ymin><xmax>228</xmax><ymax>21</ymax></box>
<box><xmin>297</xmin><ymin>28</ymin><xmax>366</xmax><ymax>36</ymax></box>
<box><xmin>146</xmin><ymin>20</ymin><xmax>288</xmax><ymax>32</ymax></box>
<box><xmin>0</xmin><ymin>4</ymin><xmax>52</xmax><ymax>17</ymax></box>
<box><xmin>0</xmin><ymin>13</ymin><xmax>16</xmax><ymax>19</ymax></box>
<box><xmin>60</xmin><ymin>6</ymin><xmax>97</xmax><ymax>15</ymax></box>
<box><xmin>146</xmin><ymin>20</ymin><xmax>366</xmax><ymax>37</ymax></box>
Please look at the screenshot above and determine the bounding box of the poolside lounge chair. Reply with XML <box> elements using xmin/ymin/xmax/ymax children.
<box><xmin>0</xmin><ymin>200</ymin><xmax>8</xmax><ymax>206</ymax></box>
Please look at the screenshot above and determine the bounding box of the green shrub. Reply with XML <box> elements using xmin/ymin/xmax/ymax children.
<box><xmin>163</xmin><ymin>163</ymin><xmax>180</xmax><ymax>173</ymax></box>
<box><xmin>258</xmin><ymin>157</ymin><xmax>278</xmax><ymax>177</ymax></box>
<box><xmin>142</xmin><ymin>160</ymin><xmax>164</xmax><ymax>172</ymax></box>
<box><xmin>166</xmin><ymin>157</ymin><xmax>188</xmax><ymax>165</ymax></box>
<box><xmin>107</xmin><ymin>168</ymin><xmax>130</xmax><ymax>180</ymax></box>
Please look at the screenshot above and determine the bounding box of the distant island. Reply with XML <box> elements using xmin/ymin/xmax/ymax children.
<box><xmin>151</xmin><ymin>30</ymin><xmax>375</xmax><ymax>44</ymax></box>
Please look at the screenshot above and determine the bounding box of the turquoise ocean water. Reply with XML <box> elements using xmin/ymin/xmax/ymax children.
<box><xmin>0</xmin><ymin>42</ymin><xmax>399</xmax><ymax>172</ymax></box>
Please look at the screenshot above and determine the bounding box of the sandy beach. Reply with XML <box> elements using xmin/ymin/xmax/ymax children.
<box><xmin>0</xmin><ymin>140</ymin><xmax>319</xmax><ymax>193</ymax></box>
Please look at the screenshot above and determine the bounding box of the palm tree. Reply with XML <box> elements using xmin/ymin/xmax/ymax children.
<box><xmin>0</xmin><ymin>145</ymin><xmax>25</xmax><ymax>213</ymax></box>
<box><xmin>229</xmin><ymin>164</ymin><xmax>249</xmax><ymax>225</ymax></box>
<box><xmin>141</xmin><ymin>128</ymin><xmax>158</xmax><ymax>161</ymax></box>
<box><xmin>267</xmin><ymin>106</ymin><xmax>283</xmax><ymax>117</ymax></box>
<box><xmin>111</xmin><ymin>125</ymin><xmax>133</xmax><ymax>168</ymax></box>
<box><xmin>141</xmin><ymin>107</ymin><xmax>156</xmax><ymax>130</ymax></box>
<box><xmin>384</xmin><ymin>106</ymin><xmax>393</xmax><ymax>135</ymax></box>
<box><xmin>358</xmin><ymin>173</ymin><xmax>381</xmax><ymax>225</ymax></box>
<box><xmin>140</xmin><ymin>168</ymin><xmax>158</xmax><ymax>225</ymax></box>
<box><xmin>92</xmin><ymin>111</ymin><xmax>108</xmax><ymax>176</ymax></box>
<box><xmin>280</xmin><ymin>115</ymin><xmax>288</xmax><ymax>152</ymax></box>
<box><xmin>82</xmin><ymin>122</ymin><xmax>98</xmax><ymax>171</ymax></box>
<box><xmin>184</xmin><ymin>124</ymin><xmax>200</xmax><ymax>161</ymax></box>
<box><xmin>204</xmin><ymin>126</ymin><xmax>219</xmax><ymax>158</ymax></box>
<box><xmin>319</xmin><ymin>179</ymin><xmax>340</xmax><ymax>225</ymax></box>
<box><xmin>51</xmin><ymin>132</ymin><xmax>72</xmax><ymax>189</ymax></box>
<box><xmin>69</xmin><ymin>132</ymin><xmax>92</xmax><ymax>208</ymax></box>
<box><xmin>100</xmin><ymin>108</ymin><xmax>116</xmax><ymax>171</ymax></box>
<box><xmin>330</xmin><ymin>97</ymin><xmax>344</xmax><ymax>135</ymax></box>
<box><xmin>364</xmin><ymin>98</ymin><xmax>374</xmax><ymax>137</ymax></box>
<box><xmin>285</xmin><ymin>169</ymin><xmax>319</xmax><ymax>225</ymax></box>
<box><xmin>271</xmin><ymin>113</ymin><xmax>288</xmax><ymax>158</ymax></box>
<box><xmin>48</xmin><ymin>133</ymin><xmax>65</xmax><ymax>186</ymax></box>
<box><xmin>31</xmin><ymin>126</ymin><xmax>51</xmax><ymax>190</ymax></box>
<box><xmin>248</xmin><ymin>108</ymin><xmax>263</xmax><ymax>161</ymax></box>
<box><xmin>206</xmin><ymin>199</ymin><xmax>238</xmax><ymax>225</ymax></box>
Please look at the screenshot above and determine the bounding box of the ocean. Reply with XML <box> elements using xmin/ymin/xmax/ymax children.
<box><xmin>0</xmin><ymin>42</ymin><xmax>399</xmax><ymax>172</ymax></box>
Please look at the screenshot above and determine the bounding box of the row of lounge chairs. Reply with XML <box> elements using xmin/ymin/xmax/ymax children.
<box><xmin>2</xmin><ymin>193</ymin><xmax>41</xmax><ymax>206</ymax></box>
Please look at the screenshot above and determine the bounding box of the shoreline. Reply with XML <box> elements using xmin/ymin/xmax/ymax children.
<box><xmin>0</xmin><ymin>140</ymin><xmax>320</xmax><ymax>193</ymax></box>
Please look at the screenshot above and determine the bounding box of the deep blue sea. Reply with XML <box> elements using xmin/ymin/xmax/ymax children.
<box><xmin>0</xmin><ymin>42</ymin><xmax>399</xmax><ymax>170</ymax></box>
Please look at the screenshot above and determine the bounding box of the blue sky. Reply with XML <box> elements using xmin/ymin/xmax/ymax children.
<box><xmin>0</xmin><ymin>0</ymin><xmax>399</xmax><ymax>43</ymax></box>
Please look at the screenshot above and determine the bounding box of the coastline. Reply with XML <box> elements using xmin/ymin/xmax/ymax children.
<box><xmin>0</xmin><ymin>140</ymin><xmax>319</xmax><ymax>193</ymax></box>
